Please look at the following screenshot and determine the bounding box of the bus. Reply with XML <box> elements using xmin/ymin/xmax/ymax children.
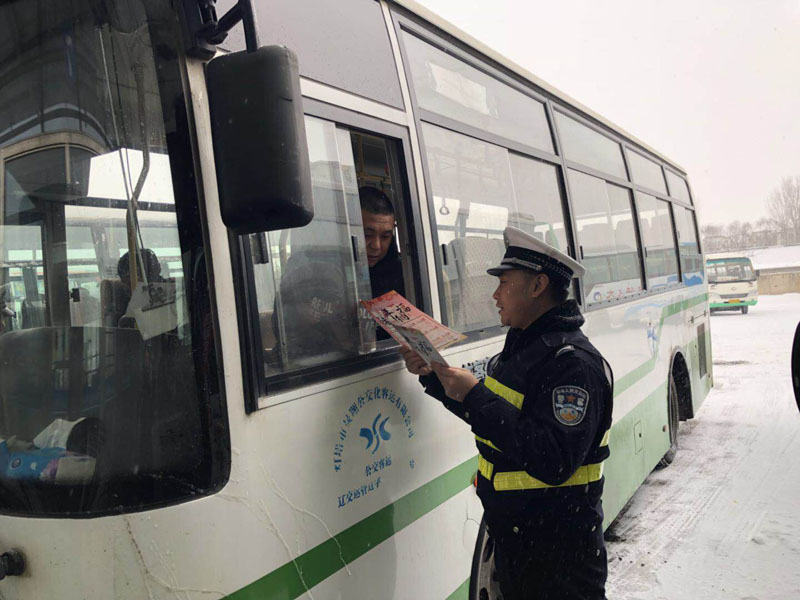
<box><xmin>706</xmin><ymin>254</ymin><xmax>758</xmax><ymax>314</ymax></box>
<box><xmin>0</xmin><ymin>1</ymin><xmax>711</xmax><ymax>598</ymax></box>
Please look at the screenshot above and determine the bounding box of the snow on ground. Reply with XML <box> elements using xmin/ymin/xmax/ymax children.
<box><xmin>606</xmin><ymin>293</ymin><xmax>800</xmax><ymax>600</ymax></box>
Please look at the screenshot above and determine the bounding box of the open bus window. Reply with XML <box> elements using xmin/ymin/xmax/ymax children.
<box><xmin>250</xmin><ymin>118</ymin><xmax>414</xmax><ymax>385</ymax></box>
<box><xmin>0</xmin><ymin>0</ymin><xmax>226</xmax><ymax>516</ymax></box>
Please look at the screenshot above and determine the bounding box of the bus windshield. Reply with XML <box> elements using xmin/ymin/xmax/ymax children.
<box><xmin>0</xmin><ymin>0</ymin><xmax>226</xmax><ymax>516</ymax></box>
<box><xmin>707</xmin><ymin>259</ymin><xmax>755</xmax><ymax>283</ymax></box>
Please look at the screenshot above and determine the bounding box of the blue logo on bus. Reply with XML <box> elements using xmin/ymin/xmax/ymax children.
<box><xmin>360</xmin><ymin>413</ymin><xmax>391</xmax><ymax>454</ymax></box>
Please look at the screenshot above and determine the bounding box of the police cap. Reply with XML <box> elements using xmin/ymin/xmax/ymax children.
<box><xmin>486</xmin><ymin>226</ymin><xmax>586</xmax><ymax>286</ymax></box>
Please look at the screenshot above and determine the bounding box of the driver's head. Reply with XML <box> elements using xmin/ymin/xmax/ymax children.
<box><xmin>117</xmin><ymin>249</ymin><xmax>162</xmax><ymax>290</ymax></box>
<box><xmin>359</xmin><ymin>187</ymin><xmax>396</xmax><ymax>268</ymax></box>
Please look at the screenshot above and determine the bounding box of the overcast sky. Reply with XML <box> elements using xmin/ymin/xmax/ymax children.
<box><xmin>415</xmin><ymin>0</ymin><xmax>800</xmax><ymax>227</ymax></box>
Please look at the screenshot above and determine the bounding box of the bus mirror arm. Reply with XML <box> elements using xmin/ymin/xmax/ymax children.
<box><xmin>199</xmin><ymin>0</ymin><xmax>259</xmax><ymax>51</ymax></box>
<box><xmin>182</xmin><ymin>0</ymin><xmax>259</xmax><ymax>58</ymax></box>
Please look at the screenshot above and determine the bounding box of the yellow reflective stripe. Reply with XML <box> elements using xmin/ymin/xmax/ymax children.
<box><xmin>478</xmin><ymin>455</ymin><xmax>494</xmax><ymax>480</ymax></box>
<box><xmin>600</xmin><ymin>429</ymin><xmax>610</xmax><ymax>447</ymax></box>
<box><xmin>472</xmin><ymin>377</ymin><xmax>523</xmax><ymax>452</ymax></box>
<box><xmin>484</xmin><ymin>376</ymin><xmax>524</xmax><ymax>410</ymax></box>
<box><xmin>482</xmin><ymin>460</ymin><xmax>604</xmax><ymax>491</ymax></box>
<box><xmin>474</xmin><ymin>435</ymin><xmax>501</xmax><ymax>452</ymax></box>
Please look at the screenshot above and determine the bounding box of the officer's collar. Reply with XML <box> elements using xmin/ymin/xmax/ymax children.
<box><xmin>504</xmin><ymin>300</ymin><xmax>584</xmax><ymax>353</ymax></box>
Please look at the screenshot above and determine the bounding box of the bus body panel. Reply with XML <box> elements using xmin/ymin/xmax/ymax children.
<box><xmin>0</xmin><ymin>0</ymin><xmax>712</xmax><ymax>598</ymax></box>
<box><xmin>585</xmin><ymin>283</ymin><xmax>710</xmax><ymax>527</ymax></box>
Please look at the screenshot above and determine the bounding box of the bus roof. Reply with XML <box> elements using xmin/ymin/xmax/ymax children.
<box><xmin>392</xmin><ymin>0</ymin><xmax>687</xmax><ymax>175</ymax></box>
<box><xmin>706</xmin><ymin>254</ymin><xmax>753</xmax><ymax>264</ymax></box>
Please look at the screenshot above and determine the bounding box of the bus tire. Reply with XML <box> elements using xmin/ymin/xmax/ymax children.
<box><xmin>469</xmin><ymin>517</ymin><xmax>502</xmax><ymax>600</ymax></box>
<box><xmin>658</xmin><ymin>374</ymin><xmax>680</xmax><ymax>467</ymax></box>
<box><xmin>741</xmin><ymin>306</ymin><xmax>748</xmax><ymax>314</ymax></box>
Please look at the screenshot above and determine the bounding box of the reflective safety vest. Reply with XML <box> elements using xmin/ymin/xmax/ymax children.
<box><xmin>474</xmin><ymin>329</ymin><xmax>613</xmax><ymax>493</ymax></box>
<box><xmin>478</xmin><ymin>424</ymin><xmax>610</xmax><ymax>491</ymax></box>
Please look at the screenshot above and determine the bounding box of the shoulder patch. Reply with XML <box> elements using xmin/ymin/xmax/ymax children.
<box><xmin>555</xmin><ymin>344</ymin><xmax>575</xmax><ymax>358</ymax></box>
<box><xmin>552</xmin><ymin>386</ymin><xmax>589</xmax><ymax>426</ymax></box>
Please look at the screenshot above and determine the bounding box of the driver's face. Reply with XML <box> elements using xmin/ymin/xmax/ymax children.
<box><xmin>362</xmin><ymin>210</ymin><xmax>396</xmax><ymax>268</ymax></box>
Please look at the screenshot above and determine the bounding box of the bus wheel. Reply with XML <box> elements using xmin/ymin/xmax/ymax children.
<box><xmin>741</xmin><ymin>306</ymin><xmax>748</xmax><ymax>314</ymax></box>
<box><xmin>658</xmin><ymin>374</ymin><xmax>680</xmax><ymax>467</ymax></box>
<box><xmin>470</xmin><ymin>517</ymin><xmax>502</xmax><ymax>600</ymax></box>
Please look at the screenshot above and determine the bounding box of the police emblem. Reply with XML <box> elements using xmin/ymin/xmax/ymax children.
<box><xmin>552</xmin><ymin>386</ymin><xmax>589</xmax><ymax>426</ymax></box>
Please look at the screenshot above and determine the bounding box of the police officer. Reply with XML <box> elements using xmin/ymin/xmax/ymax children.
<box><xmin>400</xmin><ymin>226</ymin><xmax>613</xmax><ymax>600</ymax></box>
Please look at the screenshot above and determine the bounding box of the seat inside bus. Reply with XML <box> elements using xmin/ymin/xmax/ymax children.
<box><xmin>614</xmin><ymin>219</ymin><xmax>636</xmax><ymax>246</ymax></box>
<box><xmin>444</xmin><ymin>237</ymin><xmax>505</xmax><ymax>332</ymax></box>
<box><xmin>653</xmin><ymin>213</ymin><xmax>671</xmax><ymax>236</ymax></box>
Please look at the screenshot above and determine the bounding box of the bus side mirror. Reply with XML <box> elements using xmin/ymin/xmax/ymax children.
<box><xmin>207</xmin><ymin>46</ymin><xmax>314</xmax><ymax>235</ymax></box>
<box><xmin>755</xmin><ymin>269</ymin><xmax>761</xmax><ymax>277</ymax></box>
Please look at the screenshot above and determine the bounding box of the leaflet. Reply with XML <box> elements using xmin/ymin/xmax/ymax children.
<box><xmin>360</xmin><ymin>290</ymin><xmax>466</xmax><ymax>366</ymax></box>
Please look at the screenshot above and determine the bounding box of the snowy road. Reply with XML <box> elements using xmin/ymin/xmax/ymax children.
<box><xmin>606</xmin><ymin>293</ymin><xmax>800</xmax><ymax>600</ymax></box>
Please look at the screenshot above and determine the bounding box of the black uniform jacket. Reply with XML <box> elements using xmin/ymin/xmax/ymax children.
<box><xmin>420</xmin><ymin>300</ymin><xmax>613</xmax><ymax>533</ymax></box>
<box><xmin>369</xmin><ymin>238</ymin><xmax>405</xmax><ymax>299</ymax></box>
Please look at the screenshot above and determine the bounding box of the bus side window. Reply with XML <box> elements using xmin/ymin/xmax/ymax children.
<box><xmin>673</xmin><ymin>205</ymin><xmax>702</xmax><ymax>285</ymax></box>
<box><xmin>636</xmin><ymin>193</ymin><xmax>680</xmax><ymax>290</ymax></box>
<box><xmin>423</xmin><ymin>124</ymin><xmax>571</xmax><ymax>334</ymax></box>
<box><xmin>249</xmin><ymin>117</ymin><xmax>414</xmax><ymax>385</ymax></box>
<box><xmin>568</xmin><ymin>169</ymin><xmax>643</xmax><ymax>305</ymax></box>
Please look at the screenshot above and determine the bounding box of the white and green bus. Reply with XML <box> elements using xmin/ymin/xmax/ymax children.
<box><xmin>706</xmin><ymin>254</ymin><xmax>758</xmax><ymax>314</ymax></box>
<box><xmin>0</xmin><ymin>0</ymin><xmax>711</xmax><ymax>598</ymax></box>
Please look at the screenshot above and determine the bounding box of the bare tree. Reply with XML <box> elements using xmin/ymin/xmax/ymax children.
<box><xmin>702</xmin><ymin>224</ymin><xmax>724</xmax><ymax>238</ymax></box>
<box><xmin>726</xmin><ymin>220</ymin><xmax>749</xmax><ymax>250</ymax></box>
<box><xmin>701</xmin><ymin>213</ymin><xmax>785</xmax><ymax>253</ymax></box>
<box><xmin>754</xmin><ymin>217</ymin><xmax>779</xmax><ymax>246</ymax></box>
<box><xmin>767</xmin><ymin>176</ymin><xmax>800</xmax><ymax>244</ymax></box>
<box><xmin>755</xmin><ymin>217</ymin><xmax>777</xmax><ymax>230</ymax></box>
<box><xmin>700</xmin><ymin>224</ymin><xmax>726</xmax><ymax>252</ymax></box>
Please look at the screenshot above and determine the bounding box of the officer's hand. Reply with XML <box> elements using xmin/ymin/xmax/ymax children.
<box><xmin>399</xmin><ymin>345</ymin><xmax>433</xmax><ymax>376</ymax></box>
<box><xmin>431</xmin><ymin>363</ymin><xmax>478</xmax><ymax>402</ymax></box>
